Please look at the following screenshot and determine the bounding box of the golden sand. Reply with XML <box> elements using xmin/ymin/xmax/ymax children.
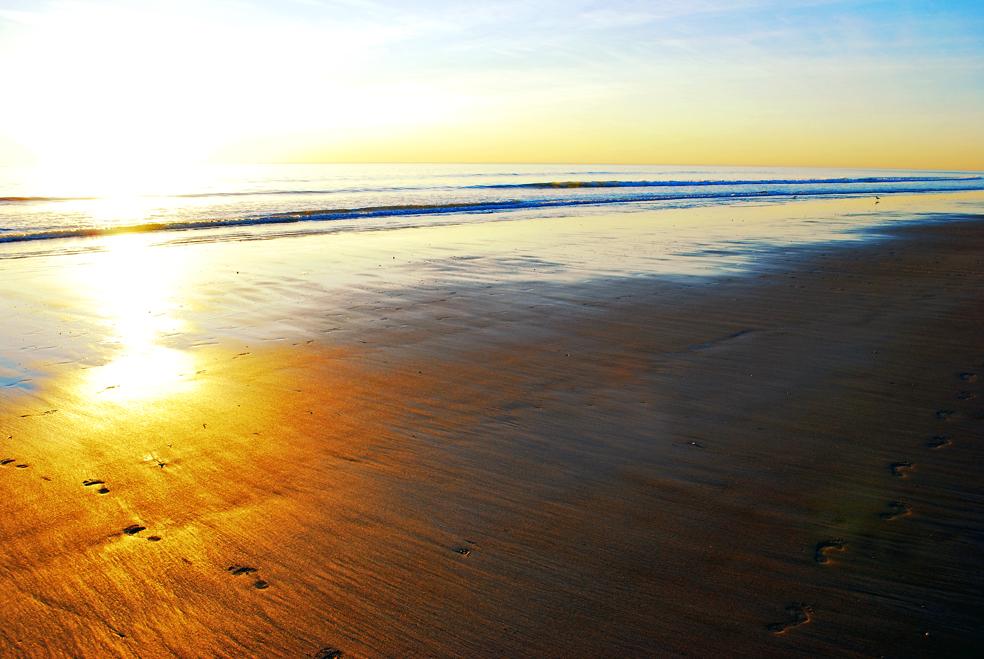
<box><xmin>1</xmin><ymin>201</ymin><xmax>983</xmax><ymax>657</ymax></box>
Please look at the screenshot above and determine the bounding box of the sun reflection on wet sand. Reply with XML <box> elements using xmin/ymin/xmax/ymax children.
<box><xmin>71</xmin><ymin>234</ymin><xmax>197</xmax><ymax>402</ymax></box>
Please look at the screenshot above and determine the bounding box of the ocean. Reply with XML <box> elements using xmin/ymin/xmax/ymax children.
<box><xmin>2</xmin><ymin>163</ymin><xmax>982</xmax><ymax>256</ymax></box>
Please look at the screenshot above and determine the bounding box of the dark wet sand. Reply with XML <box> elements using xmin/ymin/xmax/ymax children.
<box><xmin>1</xmin><ymin>216</ymin><xmax>983</xmax><ymax>658</ymax></box>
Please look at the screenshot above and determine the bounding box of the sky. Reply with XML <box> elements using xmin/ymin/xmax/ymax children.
<box><xmin>0</xmin><ymin>0</ymin><xmax>982</xmax><ymax>169</ymax></box>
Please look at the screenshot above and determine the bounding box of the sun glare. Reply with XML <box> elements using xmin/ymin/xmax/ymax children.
<box><xmin>0</xmin><ymin>4</ymin><xmax>480</xmax><ymax>167</ymax></box>
<box><xmin>35</xmin><ymin>162</ymin><xmax>201</xmax><ymax>221</ymax></box>
<box><xmin>72</xmin><ymin>235</ymin><xmax>196</xmax><ymax>403</ymax></box>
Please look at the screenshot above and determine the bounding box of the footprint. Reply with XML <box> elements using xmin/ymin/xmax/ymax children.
<box><xmin>956</xmin><ymin>391</ymin><xmax>976</xmax><ymax>400</ymax></box>
<box><xmin>84</xmin><ymin>479</ymin><xmax>111</xmax><ymax>494</ymax></box>
<box><xmin>814</xmin><ymin>539</ymin><xmax>847</xmax><ymax>564</ymax></box>
<box><xmin>123</xmin><ymin>525</ymin><xmax>147</xmax><ymax>535</ymax></box>
<box><xmin>224</xmin><ymin>564</ymin><xmax>267</xmax><ymax>588</ymax></box>
<box><xmin>768</xmin><ymin>603</ymin><xmax>813</xmax><ymax>634</ymax></box>
<box><xmin>312</xmin><ymin>648</ymin><xmax>343</xmax><ymax>659</ymax></box>
<box><xmin>227</xmin><ymin>565</ymin><xmax>258</xmax><ymax>576</ymax></box>
<box><xmin>147</xmin><ymin>536</ymin><xmax>162</xmax><ymax>542</ymax></box>
<box><xmin>0</xmin><ymin>459</ymin><xmax>14</xmax><ymax>465</ymax></box>
<box><xmin>19</xmin><ymin>410</ymin><xmax>57</xmax><ymax>418</ymax></box>
<box><xmin>880</xmin><ymin>502</ymin><xmax>911</xmax><ymax>521</ymax></box>
<box><xmin>936</xmin><ymin>410</ymin><xmax>956</xmax><ymax>420</ymax></box>
<box><xmin>959</xmin><ymin>373</ymin><xmax>977</xmax><ymax>382</ymax></box>
<box><xmin>891</xmin><ymin>461</ymin><xmax>914</xmax><ymax>477</ymax></box>
<box><xmin>926</xmin><ymin>436</ymin><xmax>951</xmax><ymax>449</ymax></box>
<box><xmin>15</xmin><ymin>464</ymin><xmax>28</xmax><ymax>469</ymax></box>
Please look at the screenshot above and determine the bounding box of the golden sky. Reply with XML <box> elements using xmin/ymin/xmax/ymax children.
<box><xmin>0</xmin><ymin>1</ymin><xmax>981</xmax><ymax>170</ymax></box>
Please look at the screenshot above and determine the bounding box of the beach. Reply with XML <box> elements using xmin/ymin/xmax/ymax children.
<box><xmin>1</xmin><ymin>193</ymin><xmax>983</xmax><ymax>658</ymax></box>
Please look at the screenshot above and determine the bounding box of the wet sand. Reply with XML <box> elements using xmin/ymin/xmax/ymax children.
<box><xmin>1</xmin><ymin>208</ymin><xmax>983</xmax><ymax>657</ymax></box>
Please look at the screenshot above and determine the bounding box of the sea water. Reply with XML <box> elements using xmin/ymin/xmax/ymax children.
<box><xmin>1</xmin><ymin>163</ymin><xmax>982</xmax><ymax>254</ymax></box>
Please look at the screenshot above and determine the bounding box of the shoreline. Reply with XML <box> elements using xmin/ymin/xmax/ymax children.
<box><xmin>1</xmin><ymin>206</ymin><xmax>983</xmax><ymax>657</ymax></box>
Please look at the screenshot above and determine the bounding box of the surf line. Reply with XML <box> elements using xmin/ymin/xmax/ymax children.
<box><xmin>2</xmin><ymin>184</ymin><xmax>981</xmax><ymax>245</ymax></box>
